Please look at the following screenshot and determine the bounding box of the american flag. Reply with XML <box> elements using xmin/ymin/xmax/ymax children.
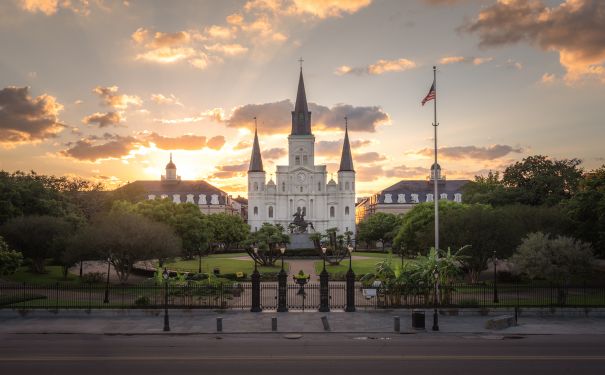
<box><xmin>421</xmin><ymin>81</ymin><xmax>436</xmax><ymax>106</ymax></box>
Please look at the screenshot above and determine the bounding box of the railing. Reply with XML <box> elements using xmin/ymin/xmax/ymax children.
<box><xmin>1</xmin><ymin>282</ymin><xmax>604</xmax><ymax>310</ymax></box>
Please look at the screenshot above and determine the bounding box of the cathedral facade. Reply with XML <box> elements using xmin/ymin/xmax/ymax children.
<box><xmin>247</xmin><ymin>68</ymin><xmax>356</xmax><ymax>237</ymax></box>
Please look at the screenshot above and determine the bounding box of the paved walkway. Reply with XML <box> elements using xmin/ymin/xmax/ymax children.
<box><xmin>1</xmin><ymin>309</ymin><xmax>605</xmax><ymax>335</ymax></box>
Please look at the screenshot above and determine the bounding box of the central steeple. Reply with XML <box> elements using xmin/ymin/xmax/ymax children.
<box><xmin>291</xmin><ymin>66</ymin><xmax>312</xmax><ymax>135</ymax></box>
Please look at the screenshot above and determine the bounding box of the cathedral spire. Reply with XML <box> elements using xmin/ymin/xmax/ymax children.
<box><xmin>291</xmin><ymin>62</ymin><xmax>312</xmax><ymax>135</ymax></box>
<box><xmin>249</xmin><ymin>117</ymin><xmax>264</xmax><ymax>172</ymax></box>
<box><xmin>339</xmin><ymin>116</ymin><xmax>354</xmax><ymax>172</ymax></box>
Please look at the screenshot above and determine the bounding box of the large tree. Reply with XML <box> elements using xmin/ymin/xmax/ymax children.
<box><xmin>565</xmin><ymin>165</ymin><xmax>605</xmax><ymax>257</ymax></box>
<box><xmin>0</xmin><ymin>236</ymin><xmax>22</xmax><ymax>276</ymax></box>
<box><xmin>357</xmin><ymin>212</ymin><xmax>401</xmax><ymax>249</ymax></box>
<box><xmin>245</xmin><ymin>223</ymin><xmax>289</xmax><ymax>267</ymax></box>
<box><xmin>502</xmin><ymin>155</ymin><xmax>583</xmax><ymax>206</ymax></box>
<box><xmin>207</xmin><ymin>213</ymin><xmax>249</xmax><ymax>250</ymax></box>
<box><xmin>0</xmin><ymin>215</ymin><xmax>75</xmax><ymax>273</ymax></box>
<box><xmin>82</xmin><ymin>212</ymin><xmax>181</xmax><ymax>283</ymax></box>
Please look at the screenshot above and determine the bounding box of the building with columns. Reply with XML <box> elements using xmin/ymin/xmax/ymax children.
<box><xmin>247</xmin><ymin>68</ymin><xmax>356</xmax><ymax>236</ymax></box>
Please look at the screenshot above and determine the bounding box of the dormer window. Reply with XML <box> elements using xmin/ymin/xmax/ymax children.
<box><xmin>295</xmin><ymin>156</ymin><xmax>301</xmax><ymax>165</ymax></box>
<box><xmin>303</xmin><ymin>155</ymin><xmax>308</xmax><ymax>165</ymax></box>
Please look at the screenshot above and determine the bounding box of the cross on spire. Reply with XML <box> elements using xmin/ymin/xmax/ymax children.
<box><xmin>344</xmin><ymin>116</ymin><xmax>348</xmax><ymax>130</ymax></box>
<box><xmin>253</xmin><ymin>116</ymin><xmax>257</xmax><ymax>131</ymax></box>
<box><xmin>298</xmin><ymin>57</ymin><xmax>304</xmax><ymax>70</ymax></box>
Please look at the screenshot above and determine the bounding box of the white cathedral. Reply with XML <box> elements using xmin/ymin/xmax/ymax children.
<box><xmin>247</xmin><ymin>68</ymin><xmax>356</xmax><ymax>237</ymax></box>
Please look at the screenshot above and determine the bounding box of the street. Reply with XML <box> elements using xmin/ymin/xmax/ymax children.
<box><xmin>1</xmin><ymin>333</ymin><xmax>604</xmax><ymax>374</ymax></box>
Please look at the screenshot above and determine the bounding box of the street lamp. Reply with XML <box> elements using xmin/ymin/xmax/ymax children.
<box><xmin>345</xmin><ymin>242</ymin><xmax>355</xmax><ymax>312</ymax></box>
<box><xmin>103</xmin><ymin>256</ymin><xmax>111</xmax><ymax>304</ymax></box>
<box><xmin>253</xmin><ymin>245</ymin><xmax>259</xmax><ymax>272</ymax></box>
<box><xmin>319</xmin><ymin>243</ymin><xmax>330</xmax><ymax>312</ymax></box>
<box><xmin>163</xmin><ymin>267</ymin><xmax>170</xmax><ymax>332</ymax></box>
<box><xmin>493</xmin><ymin>250</ymin><xmax>499</xmax><ymax>303</ymax></box>
<box><xmin>251</xmin><ymin>245</ymin><xmax>262</xmax><ymax>312</ymax></box>
<box><xmin>432</xmin><ymin>269</ymin><xmax>439</xmax><ymax>331</ymax></box>
<box><xmin>279</xmin><ymin>244</ymin><xmax>286</xmax><ymax>271</ymax></box>
<box><xmin>347</xmin><ymin>244</ymin><xmax>354</xmax><ymax>271</ymax></box>
<box><xmin>321</xmin><ymin>244</ymin><xmax>327</xmax><ymax>272</ymax></box>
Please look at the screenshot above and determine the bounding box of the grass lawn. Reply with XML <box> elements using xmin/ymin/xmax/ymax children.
<box><xmin>3</xmin><ymin>266</ymin><xmax>79</xmax><ymax>285</ymax></box>
<box><xmin>314</xmin><ymin>254</ymin><xmax>402</xmax><ymax>276</ymax></box>
<box><xmin>165</xmin><ymin>253</ymin><xmax>288</xmax><ymax>275</ymax></box>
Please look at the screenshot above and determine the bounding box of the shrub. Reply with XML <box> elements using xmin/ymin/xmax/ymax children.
<box><xmin>81</xmin><ymin>272</ymin><xmax>105</xmax><ymax>284</ymax></box>
<box><xmin>134</xmin><ymin>296</ymin><xmax>150</xmax><ymax>306</ymax></box>
<box><xmin>0</xmin><ymin>236</ymin><xmax>23</xmax><ymax>276</ymax></box>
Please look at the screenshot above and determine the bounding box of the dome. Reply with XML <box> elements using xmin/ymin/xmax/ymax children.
<box><xmin>328</xmin><ymin>178</ymin><xmax>337</xmax><ymax>185</ymax></box>
<box><xmin>431</xmin><ymin>163</ymin><xmax>441</xmax><ymax>170</ymax></box>
<box><xmin>166</xmin><ymin>153</ymin><xmax>176</xmax><ymax>169</ymax></box>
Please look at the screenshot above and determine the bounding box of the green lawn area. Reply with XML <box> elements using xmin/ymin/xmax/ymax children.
<box><xmin>165</xmin><ymin>253</ymin><xmax>288</xmax><ymax>275</ymax></box>
<box><xmin>3</xmin><ymin>266</ymin><xmax>79</xmax><ymax>285</ymax></box>
<box><xmin>314</xmin><ymin>253</ymin><xmax>400</xmax><ymax>276</ymax></box>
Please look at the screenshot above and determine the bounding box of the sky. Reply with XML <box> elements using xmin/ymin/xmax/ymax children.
<box><xmin>1</xmin><ymin>0</ymin><xmax>604</xmax><ymax>198</ymax></box>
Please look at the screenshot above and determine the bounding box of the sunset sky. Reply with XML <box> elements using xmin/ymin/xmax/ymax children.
<box><xmin>1</xmin><ymin>0</ymin><xmax>604</xmax><ymax>198</ymax></box>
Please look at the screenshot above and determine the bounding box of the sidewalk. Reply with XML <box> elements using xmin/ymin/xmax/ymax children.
<box><xmin>2</xmin><ymin>309</ymin><xmax>605</xmax><ymax>335</ymax></box>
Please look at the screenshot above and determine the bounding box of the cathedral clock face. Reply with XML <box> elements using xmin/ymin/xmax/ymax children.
<box><xmin>297</xmin><ymin>172</ymin><xmax>306</xmax><ymax>183</ymax></box>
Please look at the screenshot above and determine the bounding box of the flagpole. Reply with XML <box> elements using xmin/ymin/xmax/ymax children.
<box><xmin>432</xmin><ymin>65</ymin><xmax>440</xmax><ymax>332</ymax></box>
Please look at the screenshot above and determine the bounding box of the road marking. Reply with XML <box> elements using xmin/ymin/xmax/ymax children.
<box><xmin>1</xmin><ymin>355</ymin><xmax>605</xmax><ymax>362</ymax></box>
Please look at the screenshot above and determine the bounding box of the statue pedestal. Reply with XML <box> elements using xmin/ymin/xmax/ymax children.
<box><xmin>288</xmin><ymin>233</ymin><xmax>315</xmax><ymax>250</ymax></box>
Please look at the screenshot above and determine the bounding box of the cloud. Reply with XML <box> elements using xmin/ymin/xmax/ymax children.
<box><xmin>204</xmin><ymin>43</ymin><xmax>248</xmax><ymax>56</ymax></box>
<box><xmin>336</xmin><ymin>58</ymin><xmax>417</xmax><ymax>75</ymax></box>
<box><xmin>262</xmin><ymin>147</ymin><xmax>287</xmax><ymax>160</ymax></box>
<box><xmin>384</xmin><ymin>164</ymin><xmax>428</xmax><ymax>178</ymax></box>
<box><xmin>286</xmin><ymin>0</ymin><xmax>372</xmax><ymax>19</ymax></box>
<box><xmin>354</xmin><ymin>151</ymin><xmax>386</xmax><ymax>163</ymax></box>
<box><xmin>439</xmin><ymin>56</ymin><xmax>493</xmax><ymax>65</ymax></box>
<box><xmin>209</xmin><ymin>163</ymin><xmax>248</xmax><ymax>179</ymax></box>
<box><xmin>223</xmin><ymin>100</ymin><xmax>390</xmax><ymax>133</ymax></box>
<box><xmin>61</xmin><ymin>135</ymin><xmax>141</xmax><ymax>161</ymax></box>
<box><xmin>19</xmin><ymin>0</ymin><xmax>91</xmax><ymax>16</ymax></box>
<box><xmin>461</xmin><ymin>0</ymin><xmax>605</xmax><ymax>83</ymax></box>
<box><xmin>145</xmin><ymin>132</ymin><xmax>208</xmax><ymax>150</ymax></box>
<box><xmin>234</xmin><ymin>140</ymin><xmax>251</xmax><ymax>150</ymax></box>
<box><xmin>82</xmin><ymin>111</ymin><xmax>122</xmax><ymax>128</ymax></box>
<box><xmin>541</xmin><ymin>72</ymin><xmax>556</xmax><ymax>84</ymax></box>
<box><xmin>150</xmin><ymin>93</ymin><xmax>183</xmax><ymax>106</ymax></box>
<box><xmin>93</xmin><ymin>86</ymin><xmax>142</xmax><ymax>109</ymax></box>
<box><xmin>206</xmin><ymin>135</ymin><xmax>226</xmax><ymax>150</ymax></box>
<box><xmin>413</xmin><ymin>144</ymin><xmax>523</xmax><ymax>160</ymax></box>
<box><xmin>0</xmin><ymin>86</ymin><xmax>64</xmax><ymax>145</ymax></box>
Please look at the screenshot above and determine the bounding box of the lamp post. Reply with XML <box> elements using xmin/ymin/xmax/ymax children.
<box><xmin>103</xmin><ymin>256</ymin><xmax>111</xmax><ymax>304</ymax></box>
<box><xmin>277</xmin><ymin>244</ymin><xmax>288</xmax><ymax>312</ymax></box>
<box><xmin>345</xmin><ymin>242</ymin><xmax>355</xmax><ymax>312</ymax></box>
<box><xmin>162</xmin><ymin>267</ymin><xmax>170</xmax><ymax>332</ymax></box>
<box><xmin>493</xmin><ymin>250</ymin><xmax>499</xmax><ymax>303</ymax></box>
<box><xmin>251</xmin><ymin>245</ymin><xmax>262</xmax><ymax>312</ymax></box>
<box><xmin>432</xmin><ymin>269</ymin><xmax>439</xmax><ymax>331</ymax></box>
<box><xmin>319</xmin><ymin>244</ymin><xmax>330</xmax><ymax>312</ymax></box>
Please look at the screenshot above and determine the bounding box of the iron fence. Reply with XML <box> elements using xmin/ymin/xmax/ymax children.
<box><xmin>1</xmin><ymin>282</ymin><xmax>604</xmax><ymax>310</ymax></box>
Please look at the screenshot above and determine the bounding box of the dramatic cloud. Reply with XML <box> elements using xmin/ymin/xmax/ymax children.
<box><xmin>150</xmin><ymin>94</ymin><xmax>183</xmax><ymax>106</ymax></box>
<box><xmin>413</xmin><ymin>144</ymin><xmax>523</xmax><ymax>160</ymax></box>
<box><xmin>19</xmin><ymin>0</ymin><xmax>91</xmax><ymax>15</ymax></box>
<box><xmin>462</xmin><ymin>0</ymin><xmax>605</xmax><ymax>83</ymax></box>
<box><xmin>316</xmin><ymin>138</ymin><xmax>373</xmax><ymax>157</ymax></box>
<box><xmin>335</xmin><ymin>58</ymin><xmax>417</xmax><ymax>75</ymax></box>
<box><xmin>354</xmin><ymin>151</ymin><xmax>386</xmax><ymax>163</ymax></box>
<box><xmin>204</xmin><ymin>43</ymin><xmax>248</xmax><ymax>56</ymax></box>
<box><xmin>82</xmin><ymin>111</ymin><xmax>122</xmax><ymax>128</ymax></box>
<box><xmin>93</xmin><ymin>86</ymin><xmax>142</xmax><ymax>109</ymax></box>
<box><xmin>61</xmin><ymin>135</ymin><xmax>142</xmax><ymax>161</ymax></box>
<box><xmin>223</xmin><ymin>100</ymin><xmax>390</xmax><ymax>133</ymax></box>
<box><xmin>384</xmin><ymin>164</ymin><xmax>428</xmax><ymax>178</ymax></box>
<box><xmin>234</xmin><ymin>140</ymin><xmax>251</xmax><ymax>150</ymax></box>
<box><xmin>0</xmin><ymin>86</ymin><xmax>64</xmax><ymax>145</ymax></box>
<box><xmin>244</xmin><ymin>0</ymin><xmax>372</xmax><ymax>19</ymax></box>
<box><xmin>262</xmin><ymin>147</ymin><xmax>287</xmax><ymax>160</ymax></box>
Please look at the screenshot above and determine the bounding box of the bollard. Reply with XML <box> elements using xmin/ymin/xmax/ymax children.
<box><xmin>394</xmin><ymin>316</ymin><xmax>400</xmax><ymax>332</ymax></box>
<box><xmin>321</xmin><ymin>316</ymin><xmax>331</xmax><ymax>331</ymax></box>
<box><xmin>216</xmin><ymin>317</ymin><xmax>223</xmax><ymax>332</ymax></box>
<box><xmin>272</xmin><ymin>317</ymin><xmax>277</xmax><ymax>332</ymax></box>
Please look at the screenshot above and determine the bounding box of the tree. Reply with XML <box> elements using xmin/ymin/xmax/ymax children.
<box><xmin>0</xmin><ymin>236</ymin><xmax>22</xmax><ymax>276</ymax></box>
<box><xmin>0</xmin><ymin>215</ymin><xmax>75</xmax><ymax>273</ymax></box>
<box><xmin>112</xmin><ymin>199</ymin><xmax>212</xmax><ymax>260</ymax></box>
<box><xmin>82</xmin><ymin>212</ymin><xmax>181</xmax><ymax>283</ymax></box>
<box><xmin>207</xmin><ymin>213</ymin><xmax>249</xmax><ymax>250</ymax></box>
<box><xmin>565</xmin><ymin>165</ymin><xmax>605</xmax><ymax>257</ymax></box>
<box><xmin>462</xmin><ymin>171</ymin><xmax>520</xmax><ymax>206</ymax></box>
<box><xmin>511</xmin><ymin>232</ymin><xmax>594</xmax><ymax>287</ymax></box>
<box><xmin>245</xmin><ymin>223</ymin><xmax>289</xmax><ymax>266</ymax></box>
<box><xmin>357</xmin><ymin>213</ymin><xmax>401</xmax><ymax>249</ymax></box>
<box><xmin>502</xmin><ymin>155</ymin><xmax>583</xmax><ymax>206</ymax></box>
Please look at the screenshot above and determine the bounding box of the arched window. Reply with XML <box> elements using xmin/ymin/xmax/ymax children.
<box><xmin>300</xmin><ymin>186</ymin><xmax>303</xmax><ymax>193</ymax></box>
<box><xmin>345</xmin><ymin>182</ymin><xmax>350</xmax><ymax>190</ymax></box>
<box><xmin>318</xmin><ymin>182</ymin><xmax>321</xmax><ymax>191</ymax></box>
<box><xmin>268</xmin><ymin>206</ymin><xmax>274</xmax><ymax>218</ymax></box>
<box><xmin>253</xmin><ymin>206</ymin><xmax>258</xmax><ymax>216</ymax></box>
<box><xmin>295</xmin><ymin>156</ymin><xmax>300</xmax><ymax>165</ymax></box>
<box><xmin>330</xmin><ymin>206</ymin><xmax>335</xmax><ymax>218</ymax></box>
<box><xmin>282</xmin><ymin>182</ymin><xmax>286</xmax><ymax>192</ymax></box>
<box><xmin>254</xmin><ymin>182</ymin><xmax>258</xmax><ymax>191</ymax></box>
<box><xmin>345</xmin><ymin>206</ymin><xmax>350</xmax><ymax>216</ymax></box>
